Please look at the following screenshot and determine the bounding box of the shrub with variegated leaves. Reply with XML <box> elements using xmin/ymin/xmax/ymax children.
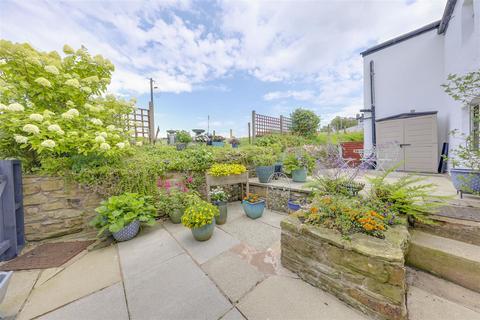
<box><xmin>0</xmin><ymin>40</ymin><xmax>135</xmax><ymax>169</ymax></box>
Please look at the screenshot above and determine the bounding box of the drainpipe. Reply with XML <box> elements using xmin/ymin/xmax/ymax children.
<box><xmin>369</xmin><ymin>60</ymin><xmax>377</xmax><ymax>146</ymax></box>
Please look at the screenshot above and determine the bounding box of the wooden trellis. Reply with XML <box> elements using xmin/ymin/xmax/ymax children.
<box><xmin>117</xmin><ymin>108</ymin><xmax>153</xmax><ymax>141</ymax></box>
<box><xmin>251</xmin><ymin>110</ymin><xmax>292</xmax><ymax>139</ymax></box>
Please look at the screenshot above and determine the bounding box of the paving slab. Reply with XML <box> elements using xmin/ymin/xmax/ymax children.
<box><xmin>257</xmin><ymin>209</ymin><xmax>287</xmax><ymax>229</ymax></box>
<box><xmin>35</xmin><ymin>268</ymin><xmax>63</xmax><ymax>288</ymax></box>
<box><xmin>167</xmin><ymin>224</ymin><xmax>240</xmax><ymax>264</ymax></box>
<box><xmin>123</xmin><ymin>253</ymin><xmax>232</xmax><ymax>319</ymax></box>
<box><xmin>408</xmin><ymin>286</ymin><xmax>480</xmax><ymax>320</ymax></box>
<box><xmin>0</xmin><ymin>270</ymin><xmax>39</xmax><ymax>319</ymax></box>
<box><xmin>38</xmin><ymin>283</ymin><xmax>128</xmax><ymax>320</ymax></box>
<box><xmin>237</xmin><ymin>276</ymin><xmax>367</xmax><ymax>320</ymax></box>
<box><xmin>118</xmin><ymin>224</ymin><xmax>184</xmax><ymax>277</ymax></box>
<box><xmin>219</xmin><ymin>216</ymin><xmax>280</xmax><ymax>251</ymax></box>
<box><xmin>202</xmin><ymin>250</ymin><xmax>266</xmax><ymax>302</ymax></box>
<box><xmin>221</xmin><ymin>307</ymin><xmax>246</xmax><ymax>320</ymax></box>
<box><xmin>17</xmin><ymin>246</ymin><xmax>121</xmax><ymax>320</ymax></box>
<box><xmin>226</xmin><ymin>201</ymin><xmax>246</xmax><ymax>222</ymax></box>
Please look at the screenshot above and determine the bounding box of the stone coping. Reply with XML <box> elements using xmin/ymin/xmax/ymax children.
<box><xmin>280</xmin><ymin>216</ymin><xmax>409</xmax><ymax>263</ymax></box>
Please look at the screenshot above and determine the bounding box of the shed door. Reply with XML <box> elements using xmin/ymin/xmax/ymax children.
<box><xmin>376</xmin><ymin>114</ymin><xmax>438</xmax><ymax>173</ymax></box>
<box><xmin>376</xmin><ymin>119</ymin><xmax>405</xmax><ymax>170</ymax></box>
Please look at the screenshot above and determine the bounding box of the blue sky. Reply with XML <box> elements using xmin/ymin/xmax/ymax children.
<box><xmin>0</xmin><ymin>0</ymin><xmax>446</xmax><ymax>137</ymax></box>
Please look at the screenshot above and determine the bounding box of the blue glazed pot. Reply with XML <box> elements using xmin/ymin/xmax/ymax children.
<box><xmin>212</xmin><ymin>141</ymin><xmax>225</xmax><ymax>147</ymax></box>
<box><xmin>242</xmin><ymin>200</ymin><xmax>265</xmax><ymax>219</ymax></box>
<box><xmin>274</xmin><ymin>162</ymin><xmax>283</xmax><ymax>173</ymax></box>
<box><xmin>113</xmin><ymin>220</ymin><xmax>140</xmax><ymax>242</ymax></box>
<box><xmin>450</xmin><ymin>168</ymin><xmax>480</xmax><ymax>194</ymax></box>
<box><xmin>213</xmin><ymin>201</ymin><xmax>228</xmax><ymax>225</ymax></box>
<box><xmin>231</xmin><ymin>143</ymin><xmax>239</xmax><ymax>148</ymax></box>
<box><xmin>169</xmin><ymin>208</ymin><xmax>183</xmax><ymax>224</ymax></box>
<box><xmin>256</xmin><ymin>165</ymin><xmax>275</xmax><ymax>183</ymax></box>
<box><xmin>292</xmin><ymin>168</ymin><xmax>307</xmax><ymax>182</ymax></box>
<box><xmin>287</xmin><ymin>200</ymin><xmax>301</xmax><ymax>212</ymax></box>
<box><xmin>191</xmin><ymin>222</ymin><xmax>215</xmax><ymax>241</ymax></box>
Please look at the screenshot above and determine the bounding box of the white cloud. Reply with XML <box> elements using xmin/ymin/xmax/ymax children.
<box><xmin>263</xmin><ymin>90</ymin><xmax>315</xmax><ymax>101</ymax></box>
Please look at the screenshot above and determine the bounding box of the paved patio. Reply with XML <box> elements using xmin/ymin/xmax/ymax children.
<box><xmin>2</xmin><ymin>202</ymin><xmax>480</xmax><ymax>319</ymax></box>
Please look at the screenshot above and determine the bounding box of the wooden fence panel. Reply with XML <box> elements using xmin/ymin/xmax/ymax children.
<box><xmin>252</xmin><ymin>111</ymin><xmax>292</xmax><ymax>138</ymax></box>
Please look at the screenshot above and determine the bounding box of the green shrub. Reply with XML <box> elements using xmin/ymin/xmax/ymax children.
<box><xmin>305</xmin><ymin>176</ymin><xmax>365</xmax><ymax>197</ymax></box>
<box><xmin>251</xmin><ymin>153</ymin><xmax>277</xmax><ymax>166</ymax></box>
<box><xmin>181</xmin><ymin>196</ymin><xmax>219</xmax><ymax>228</ymax></box>
<box><xmin>282</xmin><ymin>150</ymin><xmax>315</xmax><ymax>174</ymax></box>
<box><xmin>176</xmin><ymin>130</ymin><xmax>193</xmax><ymax>144</ymax></box>
<box><xmin>290</xmin><ymin>108</ymin><xmax>320</xmax><ymax>137</ymax></box>
<box><xmin>90</xmin><ymin>193</ymin><xmax>157</xmax><ymax>236</ymax></box>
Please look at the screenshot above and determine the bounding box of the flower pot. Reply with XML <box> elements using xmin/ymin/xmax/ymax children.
<box><xmin>191</xmin><ymin>222</ymin><xmax>215</xmax><ymax>241</ymax></box>
<box><xmin>231</xmin><ymin>143</ymin><xmax>239</xmax><ymax>148</ymax></box>
<box><xmin>242</xmin><ymin>199</ymin><xmax>265</xmax><ymax>219</ymax></box>
<box><xmin>169</xmin><ymin>208</ymin><xmax>184</xmax><ymax>224</ymax></box>
<box><xmin>256</xmin><ymin>165</ymin><xmax>275</xmax><ymax>183</ymax></box>
<box><xmin>450</xmin><ymin>168</ymin><xmax>480</xmax><ymax>196</ymax></box>
<box><xmin>113</xmin><ymin>220</ymin><xmax>140</xmax><ymax>241</ymax></box>
<box><xmin>176</xmin><ymin>143</ymin><xmax>187</xmax><ymax>151</ymax></box>
<box><xmin>212</xmin><ymin>141</ymin><xmax>225</xmax><ymax>147</ymax></box>
<box><xmin>213</xmin><ymin>201</ymin><xmax>228</xmax><ymax>225</ymax></box>
<box><xmin>292</xmin><ymin>168</ymin><xmax>307</xmax><ymax>182</ymax></box>
<box><xmin>287</xmin><ymin>200</ymin><xmax>301</xmax><ymax>212</ymax></box>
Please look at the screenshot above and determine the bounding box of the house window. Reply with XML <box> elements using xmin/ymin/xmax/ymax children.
<box><xmin>472</xmin><ymin>104</ymin><xmax>479</xmax><ymax>150</ymax></box>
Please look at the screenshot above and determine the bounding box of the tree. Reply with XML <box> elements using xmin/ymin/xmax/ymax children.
<box><xmin>330</xmin><ymin>116</ymin><xmax>358</xmax><ymax>131</ymax></box>
<box><xmin>0</xmin><ymin>41</ymin><xmax>135</xmax><ymax>169</ymax></box>
<box><xmin>290</xmin><ymin>108</ymin><xmax>320</xmax><ymax>137</ymax></box>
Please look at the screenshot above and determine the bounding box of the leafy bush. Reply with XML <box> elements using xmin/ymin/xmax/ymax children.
<box><xmin>302</xmin><ymin>195</ymin><xmax>390</xmax><ymax>238</ymax></box>
<box><xmin>207</xmin><ymin>163</ymin><xmax>247</xmax><ymax>176</ymax></box>
<box><xmin>282</xmin><ymin>149</ymin><xmax>315</xmax><ymax>174</ymax></box>
<box><xmin>176</xmin><ymin>130</ymin><xmax>193</xmax><ymax>144</ymax></box>
<box><xmin>290</xmin><ymin>108</ymin><xmax>320</xmax><ymax>137</ymax></box>
<box><xmin>156</xmin><ymin>189</ymin><xmax>191</xmax><ymax>217</ymax></box>
<box><xmin>90</xmin><ymin>193</ymin><xmax>157</xmax><ymax>236</ymax></box>
<box><xmin>181</xmin><ymin>196</ymin><xmax>219</xmax><ymax>228</ymax></box>
<box><xmin>367</xmin><ymin>168</ymin><xmax>446</xmax><ymax>224</ymax></box>
<box><xmin>251</xmin><ymin>153</ymin><xmax>277</xmax><ymax>166</ymax></box>
<box><xmin>254</xmin><ymin>134</ymin><xmax>307</xmax><ymax>151</ymax></box>
<box><xmin>0</xmin><ymin>41</ymin><xmax>134</xmax><ymax>169</ymax></box>
<box><xmin>305</xmin><ymin>176</ymin><xmax>365</xmax><ymax>197</ymax></box>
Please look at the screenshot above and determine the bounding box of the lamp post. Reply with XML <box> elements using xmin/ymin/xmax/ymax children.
<box><xmin>149</xmin><ymin>78</ymin><xmax>157</xmax><ymax>142</ymax></box>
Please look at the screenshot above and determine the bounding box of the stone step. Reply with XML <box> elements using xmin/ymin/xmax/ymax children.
<box><xmin>406</xmin><ymin>230</ymin><xmax>480</xmax><ymax>293</ymax></box>
<box><xmin>415</xmin><ymin>214</ymin><xmax>480</xmax><ymax>246</ymax></box>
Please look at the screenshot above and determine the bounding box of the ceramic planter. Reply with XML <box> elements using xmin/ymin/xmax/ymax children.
<box><xmin>274</xmin><ymin>162</ymin><xmax>283</xmax><ymax>173</ymax></box>
<box><xmin>242</xmin><ymin>199</ymin><xmax>265</xmax><ymax>219</ymax></box>
<box><xmin>169</xmin><ymin>208</ymin><xmax>184</xmax><ymax>224</ymax></box>
<box><xmin>213</xmin><ymin>201</ymin><xmax>228</xmax><ymax>225</ymax></box>
<box><xmin>113</xmin><ymin>220</ymin><xmax>140</xmax><ymax>242</ymax></box>
<box><xmin>450</xmin><ymin>168</ymin><xmax>480</xmax><ymax>197</ymax></box>
<box><xmin>292</xmin><ymin>168</ymin><xmax>307</xmax><ymax>182</ymax></box>
<box><xmin>212</xmin><ymin>141</ymin><xmax>225</xmax><ymax>147</ymax></box>
<box><xmin>176</xmin><ymin>143</ymin><xmax>187</xmax><ymax>151</ymax></box>
<box><xmin>287</xmin><ymin>200</ymin><xmax>301</xmax><ymax>212</ymax></box>
<box><xmin>191</xmin><ymin>222</ymin><xmax>215</xmax><ymax>241</ymax></box>
<box><xmin>255</xmin><ymin>165</ymin><xmax>275</xmax><ymax>183</ymax></box>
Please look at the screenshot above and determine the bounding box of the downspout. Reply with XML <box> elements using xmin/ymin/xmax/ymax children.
<box><xmin>369</xmin><ymin>60</ymin><xmax>377</xmax><ymax>146</ymax></box>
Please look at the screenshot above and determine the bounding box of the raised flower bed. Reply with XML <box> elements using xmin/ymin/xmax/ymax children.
<box><xmin>206</xmin><ymin>164</ymin><xmax>249</xmax><ymax>201</ymax></box>
<box><xmin>281</xmin><ymin>215</ymin><xmax>409</xmax><ymax>320</ymax></box>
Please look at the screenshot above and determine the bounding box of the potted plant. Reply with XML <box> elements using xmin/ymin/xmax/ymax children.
<box><xmin>176</xmin><ymin>130</ymin><xmax>192</xmax><ymax>150</ymax></box>
<box><xmin>157</xmin><ymin>189</ymin><xmax>188</xmax><ymax>224</ymax></box>
<box><xmin>252</xmin><ymin>153</ymin><xmax>277</xmax><ymax>183</ymax></box>
<box><xmin>182</xmin><ymin>196</ymin><xmax>219</xmax><ymax>241</ymax></box>
<box><xmin>442</xmin><ymin>71</ymin><xmax>480</xmax><ymax>197</ymax></box>
<box><xmin>212</xmin><ymin>135</ymin><xmax>226</xmax><ymax>147</ymax></box>
<box><xmin>230</xmin><ymin>137</ymin><xmax>240</xmax><ymax>148</ymax></box>
<box><xmin>283</xmin><ymin>150</ymin><xmax>315</xmax><ymax>182</ymax></box>
<box><xmin>91</xmin><ymin>193</ymin><xmax>157</xmax><ymax>241</ymax></box>
<box><xmin>209</xmin><ymin>187</ymin><xmax>229</xmax><ymax>225</ymax></box>
<box><xmin>242</xmin><ymin>193</ymin><xmax>265</xmax><ymax>219</ymax></box>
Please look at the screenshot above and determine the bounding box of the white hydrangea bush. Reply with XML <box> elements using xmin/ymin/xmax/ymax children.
<box><xmin>0</xmin><ymin>40</ymin><xmax>136</xmax><ymax>166</ymax></box>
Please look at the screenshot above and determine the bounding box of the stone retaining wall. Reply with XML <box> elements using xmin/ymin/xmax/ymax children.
<box><xmin>23</xmin><ymin>175</ymin><xmax>102</xmax><ymax>241</ymax></box>
<box><xmin>281</xmin><ymin>216</ymin><xmax>410</xmax><ymax>320</ymax></box>
<box><xmin>249</xmin><ymin>183</ymin><xmax>310</xmax><ymax>212</ymax></box>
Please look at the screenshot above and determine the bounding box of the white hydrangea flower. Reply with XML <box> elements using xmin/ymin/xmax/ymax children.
<box><xmin>66</xmin><ymin>101</ymin><xmax>75</xmax><ymax>108</ymax></box>
<box><xmin>98</xmin><ymin>132</ymin><xmax>107</xmax><ymax>138</ymax></box>
<box><xmin>26</xmin><ymin>101</ymin><xmax>35</xmax><ymax>108</ymax></box>
<box><xmin>63</xmin><ymin>45</ymin><xmax>74</xmax><ymax>54</ymax></box>
<box><xmin>90</xmin><ymin>118</ymin><xmax>103</xmax><ymax>126</ymax></box>
<box><xmin>135</xmin><ymin>141</ymin><xmax>143</xmax><ymax>146</ymax></box>
<box><xmin>83</xmin><ymin>75</ymin><xmax>99</xmax><ymax>83</ymax></box>
<box><xmin>29</xmin><ymin>113</ymin><xmax>44</xmax><ymax>122</ymax></box>
<box><xmin>22</xmin><ymin>124</ymin><xmax>40</xmax><ymax>135</ymax></box>
<box><xmin>0</xmin><ymin>103</ymin><xmax>6</xmax><ymax>111</ymax></box>
<box><xmin>14</xmin><ymin>134</ymin><xmax>28</xmax><ymax>144</ymax></box>
<box><xmin>81</xmin><ymin>86</ymin><xmax>92</xmax><ymax>94</ymax></box>
<box><xmin>100</xmin><ymin>142</ymin><xmax>111</xmax><ymax>151</ymax></box>
<box><xmin>0</xmin><ymin>60</ymin><xmax>6</xmax><ymax>65</ymax></box>
<box><xmin>61</xmin><ymin>112</ymin><xmax>73</xmax><ymax>120</ymax></box>
<box><xmin>106</xmin><ymin>125</ymin><xmax>116</xmax><ymax>131</ymax></box>
<box><xmin>65</xmin><ymin>79</ymin><xmax>80</xmax><ymax>88</ymax></box>
<box><xmin>48</xmin><ymin>124</ymin><xmax>62</xmax><ymax>133</ymax></box>
<box><xmin>61</xmin><ymin>108</ymin><xmax>79</xmax><ymax>119</ymax></box>
<box><xmin>44</xmin><ymin>65</ymin><xmax>59</xmax><ymax>75</ymax></box>
<box><xmin>43</xmin><ymin>110</ymin><xmax>55</xmax><ymax>118</ymax></box>
<box><xmin>7</xmin><ymin>103</ymin><xmax>24</xmax><ymax>112</ymax></box>
<box><xmin>84</xmin><ymin>103</ymin><xmax>93</xmax><ymax>110</ymax></box>
<box><xmin>116</xmin><ymin>142</ymin><xmax>125</xmax><ymax>149</ymax></box>
<box><xmin>41</xmin><ymin>139</ymin><xmax>56</xmax><ymax>148</ymax></box>
<box><xmin>95</xmin><ymin>136</ymin><xmax>105</xmax><ymax>143</ymax></box>
<box><xmin>34</xmin><ymin>77</ymin><xmax>52</xmax><ymax>88</ymax></box>
<box><xmin>112</xmin><ymin>134</ymin><xmax>120</xmax><ymax>139</ymax></box>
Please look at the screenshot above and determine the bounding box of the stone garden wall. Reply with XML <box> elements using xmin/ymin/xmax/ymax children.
<box><xmin>249</xmin><ymin>183</ymin><xmax>310</xmax><ymax>212</ymax></box>
<box><xmin>23</xmin><ymin>175</ymin><xmax>102</xmax><ymax>241</ymax></box>
<box><xmin>281</xmin><ymin>216</ymin><xmax>410</xmax><ymax>320</ymax></box>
